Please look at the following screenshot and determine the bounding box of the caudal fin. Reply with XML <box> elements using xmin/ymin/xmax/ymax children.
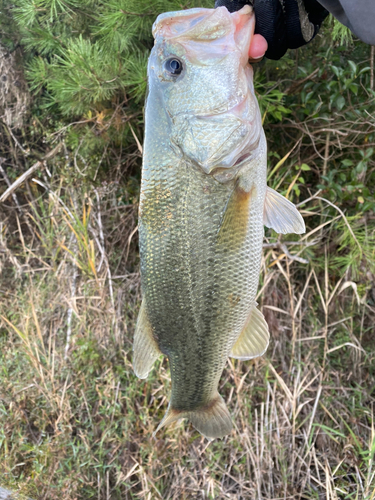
<box><xmin>189</xmin><ymin>394</ymin><xmax>232</xmax><ymax>439</ymax></box>
<box><xmin>153</xmin><ymin>393</ymin><xmax>232</xmax><ymax>440</ymax></box>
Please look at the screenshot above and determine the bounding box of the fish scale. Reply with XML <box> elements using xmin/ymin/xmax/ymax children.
<box><xmin>134</xmin><ymin>5</ymin><xmax>305</xmax><ymax>439</ymax></box>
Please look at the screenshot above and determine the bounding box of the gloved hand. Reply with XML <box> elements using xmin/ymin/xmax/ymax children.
<box><xmin>214</xmin><ymin>0</ymin><xmax>329</xmax><ymax>60</ymax></box>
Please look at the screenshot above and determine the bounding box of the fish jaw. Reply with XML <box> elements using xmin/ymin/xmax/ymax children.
<box><xmin>149</xmin><ymin>6</ymin><xmax>262</xmax><ymax>178</ymax></box>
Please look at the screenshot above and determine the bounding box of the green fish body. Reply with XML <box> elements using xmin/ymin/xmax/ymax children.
<box><xmin>134</xmin><ymin>6</ymin><xmax>305</xmax><ymax>439</ymax></box>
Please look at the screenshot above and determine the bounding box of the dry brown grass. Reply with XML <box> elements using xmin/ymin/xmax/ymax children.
<box><xmin>0</xmin><ymin>45</ymin><xmax>29</xmax><ymax>130</ymax></box>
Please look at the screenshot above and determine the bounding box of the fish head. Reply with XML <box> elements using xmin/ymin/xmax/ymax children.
<box><xmin>149</xmin><ymin>6</ymin><xmax>262</xmax><ymax>179</ymax></box>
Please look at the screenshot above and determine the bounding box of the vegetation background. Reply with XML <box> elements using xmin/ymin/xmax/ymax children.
<box><xmin>0</xmin><ymin>0</ymin><xmax>374</xmax><ymax>498</ymax></box>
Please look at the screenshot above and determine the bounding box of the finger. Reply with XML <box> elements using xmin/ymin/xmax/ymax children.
<box><xmin>248</xmin><ymin>33</ymin><xmax>268</xmax><ymax>60</ymax></box>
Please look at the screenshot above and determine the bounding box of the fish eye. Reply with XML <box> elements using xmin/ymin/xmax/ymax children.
<box><xmin>164</xmin><ymin>57</ymin><xmax>183</xmax><ymax>76</ymax></box>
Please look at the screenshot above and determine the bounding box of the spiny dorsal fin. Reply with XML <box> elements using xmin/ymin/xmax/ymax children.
<box><xmin>230</xmin><ymin>306</ymin><xmax>269</xmax><ymax>360</ymax></box>
<box><xmin>264</xmin><ymin>186</ymin><xmax>305</xmax><ymax>234</ymax></box>
<box><xmin>133</xmin><ymin>299</ymin><xmax>162</xmax><ymax>379</ymax></box>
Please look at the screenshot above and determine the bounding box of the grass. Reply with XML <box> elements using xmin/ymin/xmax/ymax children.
<box><xmin>0</xmin><ymin>156</ymin><xmax>374</xmax><ymax>499</ymax></box>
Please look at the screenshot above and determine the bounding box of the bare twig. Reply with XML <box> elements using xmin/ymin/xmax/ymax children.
<box><xmin>0</xmin><ymin>161</ymin><xmax>42</xmax><ymax>203</ymax></box>
<box><xmin>323</xmin><ymin>132</ymin><xmax>330</xmax><ymax>177</ymax></box>
<box><xmin>0</xmin><ymin>164</ymin><xmax>23</xmax><ymax>212</ymax></box>
<box><xmin>64</xmin><ymin>251</ymin><xmax>78</xmax><ymax>360</ymax></box>
<box><xmin>93</xmin><ymin>189</ymin><xmax>115</xmax><ymax>313</ymax></box>
<box><xmin>129</xmin><ymin>123</ymin><xmax>143</xmax><ymax>154</ymax></box>
<box><xmin>285</xmin><ymin>67</ymin><xmax>319</xmax><ymax>94</ymax></box>
<box><xmin>2</xmin><ymin>121</ymin><xmax>29</xmax><ymax>156</ymax></box>
<box><xmin>263</xmin><ymin>241</ymin><xmax>309</xmax><ymax>264</ymax></box>
<box><xmin>0</xmin><ymin>161</ymin><xmax>37</xmax><ymax>237</ymax></box>
<box><xmin>0</xmin><ymin>142</ymin><xmax>63</xmax><ymax>203</ymax></box>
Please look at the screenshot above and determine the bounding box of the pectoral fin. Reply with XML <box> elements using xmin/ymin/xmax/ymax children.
<box><xmin>230</xmin><ymin>306</ymin><xmax>269</xmax><ymax>360</ymax></box>
<box><xmin>264</xmin><ymin>186</ymin><xmax>305</xmax><ymax>234</ymax></box>
<box><xmin>217</xmin><ymin>184</ymin><xmax>253</xmax><ymax>250</ymax></box>
<box><xmin>133</xmin><ymin>299</ymin><xmax>162</xmax><ymax>379</ymax></box>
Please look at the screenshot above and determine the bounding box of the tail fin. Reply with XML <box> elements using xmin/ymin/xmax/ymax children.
<box><xmin>153</xmin><ymin>393</ymin><xmax>232</xmax><ymax>440</ymax></box>
<box><xmin>189</xmin><ymin>394</ymin><xmax>233</xmax><ymax>439</ymax></box>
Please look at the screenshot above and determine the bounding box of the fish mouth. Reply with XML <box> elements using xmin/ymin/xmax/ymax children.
<box><xmin>232</xmin><ymin>150</ymin><xmax>255</xmax><ymax>168</ymax></box>
<box><xmin>199</xmin><ymin>127</ymin><xmax>261</xmax><ymax>176</ymax></box>
<box><xmin>208</xmin><ymin>147</ymin><xmax>259</xmax><ymax>183</ymax></box>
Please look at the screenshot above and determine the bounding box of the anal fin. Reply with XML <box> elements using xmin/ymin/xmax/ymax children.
<box><xmin>133</xmin><ymin>299</ymin><xmax>162</xmax><ymax>379</ymax></box>
<box><xmin>264</xmin><ymin>186</ymin><xmax>305</xmax><ymax>234</ymax></box>
<box><xmin>230</xmin><ymin>306</ymin><xmax>269</xmax><ymax>360</ymax></box>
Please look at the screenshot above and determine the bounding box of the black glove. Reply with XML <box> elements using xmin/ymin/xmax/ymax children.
<box><xmin>214</xmin><ymin>0</ymin><xmax>329</xmax><ymax>60</ymax></box>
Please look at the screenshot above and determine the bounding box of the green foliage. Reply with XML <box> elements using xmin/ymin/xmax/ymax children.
<box><xmin>0</xmin><ymin>1</ymin><xmax>20</xmax><ymax>50</ymax></box>
<box><xmin>330</xmin><ymin>217</ymin><xmax>375</xmax><ymax>279</ymax></box>
<box><xmin>255</xmin><ymin>78</ymin><xmax>291</xmax><ymax>122</ymax></box>
<box><xmin>331</xmin><ymin>17</ymin><xmax>353</xmax><ymax>46</ymax></box>
<box><xmin>7</xmin><ymin>0</ymin><xmax>212</xmax><ymax>118</ymax></box>
<box><xmin>48</xmin><ymin>36</ymin><xmax>128</xmax><ymax>115</ymax></box>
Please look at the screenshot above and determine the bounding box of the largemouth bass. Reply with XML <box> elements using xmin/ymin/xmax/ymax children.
<box><xmin>134</xmin><ymin>5</ymin><xmax>305</xmax><ymax>439</ymax></box>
